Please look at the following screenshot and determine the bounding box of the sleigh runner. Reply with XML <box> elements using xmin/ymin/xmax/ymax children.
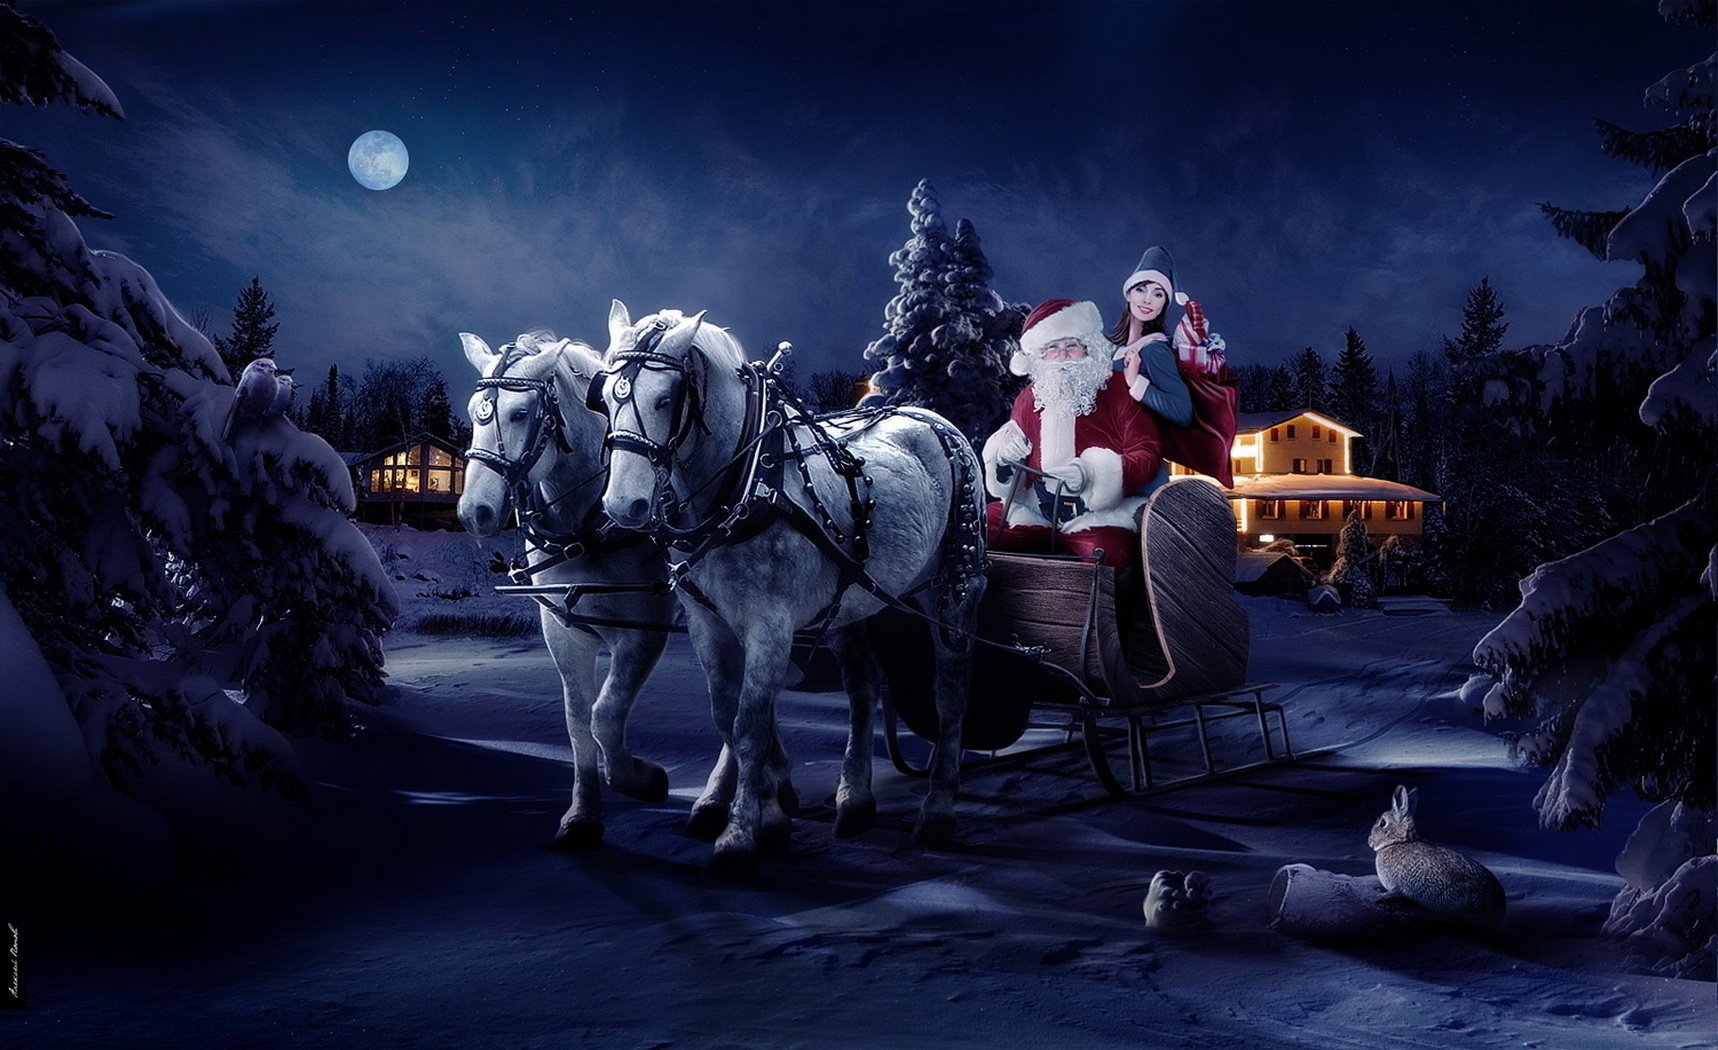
<box><xmin>874</xmin><ymin>476</ymin><xmax>1295</xmax><ymax>797</ymax></box>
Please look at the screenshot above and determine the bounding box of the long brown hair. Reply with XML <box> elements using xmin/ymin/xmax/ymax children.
<box><xmin>1107</xmin><ymin>303</ymin><xmax>1165</xmax><ymax>346</ymax></box>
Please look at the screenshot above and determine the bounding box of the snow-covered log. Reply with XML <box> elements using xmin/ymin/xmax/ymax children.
<box><xmin>1266</xmin><ymin>865</ymin><xmax>1437</xmax><ymax>942</ymax></box>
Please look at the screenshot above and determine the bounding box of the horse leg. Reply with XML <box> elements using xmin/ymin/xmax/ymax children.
<box><xmin>914</xmin><ymin>575</ymin><xmax>985</xmax><ymax>848</ymax></box>
<box><xmin>542</xmin><ymin>614</ymin><xmax>606</xmax><ymax>851</ymax></box>
<box><xmin>827</xmin><ymin>625</ymin><xmax>879</xmax><ymax>838</ymax></box>
<box><xmin>712</xmin><ymin>624</ymin><xmax>796</xmax><ymax>877</ymax></box>
<box><xmin>592</xmin><ymin>628</ymin><xmax>671</xmax><ymax>803</ymax></box>
<box><xmin>686</xmin><ymin>611</ymin><xmax>743</xmax><ymax>841</ymax></box>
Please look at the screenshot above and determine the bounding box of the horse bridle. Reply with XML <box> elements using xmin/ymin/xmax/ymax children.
<box><xmin>464</xmin><ymin>342</ymin><xmax>576</xmax><ymax>489</ymax></box>
<box><xmin>590</xmin><ymin>319</ymin><xmax>713</xmax><ymax>517</ymax></box>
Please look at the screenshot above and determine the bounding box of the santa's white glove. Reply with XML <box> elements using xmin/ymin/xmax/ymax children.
<box><xmin>1040</xmin><ymin>461</ymin><xmax>1088</xmax><ymax>493</ymax></box>
<box><xmin>1204</xmin><ymin>332</ymin><xmax>1226</xmax><ymax>356</ymax></box>
<box><xmin>994</xmin><ymin>430</ymin><xmax>1031</xmax><ymax>465</ymax></box>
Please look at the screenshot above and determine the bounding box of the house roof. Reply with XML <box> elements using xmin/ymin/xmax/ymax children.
<box><xmin>1223</xmin><ymin>473</ymin><xmax>1441</xmax><ymax>501</ymax></box>
<box><xmin>340</xmin><ymin>432</ymin><xmax>466</xmax><ymax>466</ymax></box>
<box><xmin>1235</xmin><ymin>409</ymin><xmax>1362</xmax><ymax>439</ymax></box>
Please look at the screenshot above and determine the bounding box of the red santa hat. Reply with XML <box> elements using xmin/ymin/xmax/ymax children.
<box><xmin>1010</xmin><ymin>298</ymin><xmax>1106</xmax><ymax>375</ymax></box>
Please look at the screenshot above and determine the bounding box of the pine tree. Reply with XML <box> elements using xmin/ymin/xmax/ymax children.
<box><xmin>1329</xmin><ymin>327</ymin><xmax>1378</xmax><ymax>430</ymax></box>
<box><xmin>0</xmin><ymin>4</ymin><xmax>396</xmax><ymax>875</ymax></box>
<box><xmin>1328</xmin><ymin>511</ymin><xmax>1377</xmax><ymax>608</ymax></box>
<box><xmin>303</xmin><ymin>364</ymin><xmax>346</xmax><ymax>448</ymax></box>
<box><xmin>1291</xmin><ymin>347</ymin><xmax>1326</xmax><ymax>411</ymax></box>
<box><xmin>1467</xmin><ymin>0</ymin><xmax>1716</xmax><ymax>980</ymax></box>
<box><xmin>418</xmin><ymin>373</ymin><xmax>456</xmax><ymax>443</ymax></box>
<box><xmin>862</xmin><ymin>181</ymin><xmax>1016</xmax><ymax>445</ymax></box>
<box><xmin>212</xmin><ymin>276</ymin><xmax>279</xmax><ymax>377</ymax></box>
<box><xmin>1267</xmin><ymin>363</ymin><xmax>1297</xmax><ymax>412</ymax></box>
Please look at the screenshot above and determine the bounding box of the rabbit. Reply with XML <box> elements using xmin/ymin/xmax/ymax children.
<box><xmin>1368</xmin><ymin>785</ymin><xmax>1506</xmax><ymax>927</ymax></box>
<box><xmin>1143</xmin><ymin>869</ymin><xmax>1213</xmax><ymax>930</ymax></box>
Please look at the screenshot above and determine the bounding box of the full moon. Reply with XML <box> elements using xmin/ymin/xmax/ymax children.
<box><xmin>348</xmin><ymin>130</ymin><xmax>408</xmax><ymax>190</ymax></box>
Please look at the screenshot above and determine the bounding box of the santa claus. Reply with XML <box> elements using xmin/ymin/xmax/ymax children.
<box><xmin>982</xmin><ymin>299</ymin><xmax>1165</xmax><ymax>568</ymax></box>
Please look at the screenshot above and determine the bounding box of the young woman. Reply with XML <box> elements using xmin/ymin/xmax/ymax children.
<box><xmin>1110</xmin><ymin>245</ymin><xmax>1240</xmax><ymax>489</ymax></box>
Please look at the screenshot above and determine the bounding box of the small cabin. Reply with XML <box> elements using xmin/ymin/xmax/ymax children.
<box><xmin>344</xmin><ymin>433</ymin><xmax>468</xmax><ymax>528</ymax></box>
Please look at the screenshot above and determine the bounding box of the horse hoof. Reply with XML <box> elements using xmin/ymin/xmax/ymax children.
<box><xmin>708</xmin><ymin>846</ymin><xmax>757</xmax><ymax>881</ymax></box>
<box><xmin>548</xmin><ymin>820</ymin><xmax>604</xmax><ymax>852</ymax></box>
<box><xmin>758</xmin><ymin>819</ymin><xmax>793</xmax><ymax>855</ymax></box>
<box><xmin>834</xmin><ymin>798</ymin><xmax>876</xmax><ymax>839</ymax></box>
<box><xmin>687</xmin><ymin>804</ymin><xmax>728</xmax><ymax>841</ymax></box>
<box><xmin>777</xmin><ymin>780</ymin><xmax>801</xmax><ymax>817</ymax></box>
<box><xmin>615</xmin><ymin>762</ymin><xmax>670</xmax><ymax>804</ymax></box>
<box><xmin>912</xmin><ymin>813</ymin><xmax>956</xmax><ymax>850</ymax></box>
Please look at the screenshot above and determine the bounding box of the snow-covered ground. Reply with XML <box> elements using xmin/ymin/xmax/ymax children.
<box><xmin>12</xmin><ymin>527</ymin><xmax>1714</xmax><ymax>1048</ymax></box>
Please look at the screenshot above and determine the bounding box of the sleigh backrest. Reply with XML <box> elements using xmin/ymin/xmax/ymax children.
<box><xmin>1124</xmin><ymin>478</ymin><xmax>1250</xmax><ymax>702</ymax></box>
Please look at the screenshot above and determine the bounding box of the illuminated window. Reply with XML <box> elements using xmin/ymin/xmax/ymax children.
<box><xmin>428</xmin><ymin>445</ymin><xmax>453</xmax><ymax>468</ymax></box>
<box><xmin>1258</xmin><ymin>499</ymin><xmax>1283</xmax><ymax>520</ymax></box>
<box><xmin>1365</xmin><ymin>501</ymin><xmax>1375</xmax><ymax>520</ymax></box>
<box><xmin>1292</xmin><ymin>458</ymin><xmax>1308</xmax><ymax>473</ymax></box>
<box><xmin>1342</xmin><ymin>500</ymin><xmax>1362</xmax><ymax>519</ymax></box>
<box><xmin>1299</xmin><ymin>500</ymin><xmax>1326</xmax><ymax>520</ymax></box>
<box><xmin>426</xmin><ymin>469</ymin><xmax>451</xmax><ymax>493</ymax></box>
<box><xmin>453</xmin><ymin>468</ymin><xmax>464</xmax><ymax>494</ymax></box>
<box><xmin>369</xmin><ymin>469</ymin><xmax>380</xmax><ymax>492</ymax></box>
<box><xmin>1385</xmin><ymin>501</ymin><xmax>1405</xmax><ymax>520</ymax></box>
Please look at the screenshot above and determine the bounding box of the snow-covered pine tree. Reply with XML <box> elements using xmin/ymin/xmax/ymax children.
<box><xmin>1466</xmin><ymin>0</ymin><xmax>1716</xmax><ymax>980</ymax></box>
<box><xmin>211</xmin><ymin>275</ymin><xmax>279</xmax><ymax>376</ymax></box>
<box><xmin>863</xmin><ymin>180</ymin><xmax>1017</xmax><ymax>445</ymax></box>
<box><xmin>1327</xmin><ymin>511</ymin><xmax>1378</xmax><ymax>608</ymax></box>
<box><xmin>1291</xmin><ymin>346</ymin><xmax>1326</xmax><ymax>411</ymax></box>
<box><xmin>0</xmin><ymin>5</ymin><xmax>395</xmax><ymax>856</ymax></box>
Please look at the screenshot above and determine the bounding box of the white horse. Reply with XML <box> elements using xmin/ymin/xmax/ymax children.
<box><xmin>455</xmin><ymin>330</ymin><xmax>684</xmax><ymax>851</ymax></box>
<box><xmin>596</xmin><ymin>302</ymin><xmax>986</xmax><ymax>875</ymax></box>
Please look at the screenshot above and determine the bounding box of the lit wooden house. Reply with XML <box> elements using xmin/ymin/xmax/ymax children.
<box><xmin>1173</xmin><ymin>409</ymin><xmax>1439</xmax><ymax>564</ymax></box>
<box><xmin>344</xmin><ymin>433</ymin><xmax>468</xmax><ymax>528</ymax></box>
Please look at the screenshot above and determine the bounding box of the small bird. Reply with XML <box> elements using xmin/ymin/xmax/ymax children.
<box><xmin>268</xmin><ymin>371</ymin><xmax>299</xmax><ymax>418</ymax></box>
<box><xmin>223</xmin><ymin>357</ymin><xmax>279</xmax><ymax>442</ymax></box>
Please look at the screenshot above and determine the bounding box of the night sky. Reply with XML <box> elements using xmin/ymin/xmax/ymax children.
<box><xmin>12</xmin><ymin>1</ymin><xmax>1701</xmax><ymax>388</ymax></box>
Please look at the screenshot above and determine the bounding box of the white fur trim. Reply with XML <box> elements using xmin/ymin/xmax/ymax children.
<box><xmin>1124</xmin><ymin>268</ymin><xmax>1174</xmax><ymax>299</ymax></box>
<box><xmin>981</xmin><ymin>420</ymin><xmax>1029</xmax><ymax>498</ymax></box>
<box><xmin>1020</xmin><ymin>300</ymin><xmax>1105</xmax><ymax>355</ymax></box>
<box><xmin>1077</xmin><ymin>446</ymin><xmax>1125</xmax><ymax>511</ymax></box>
<box><xmin>1009</xmin><ymin>349</ymin><xmax>1033</xmax><ymax>376</ymax></box>
<box><xmin>1062</xmin><ymin>495</ymin><xmax>1148</xmax><ymax>534</ymax></box>
<box><xmin>1038</xmin><ymin>404</ymin><xmax>1076</xmax><ymax>471</ymax></box>
<box><xmin>1127</xmin><ymin>374</ymin><xmax>1151</xmax><ymax>401</ymax></box>
<box><xmin>1003</xmin><ymin>499</ymin><xmax>1052</xmax><ymax>529</ymax></box>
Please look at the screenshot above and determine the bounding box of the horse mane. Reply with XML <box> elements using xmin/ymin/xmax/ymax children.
<box><xmin>510</xmin><ymin>328</ymin><xmax>604</xmax><ymax>390</ymax></box>
<box><xmin>634</xmin><ymin>309</ymin><xmax>748</xmax><ymax>369</ymax></box>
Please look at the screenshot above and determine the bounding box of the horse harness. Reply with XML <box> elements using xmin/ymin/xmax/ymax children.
<box><xmin>464</xmin><ymin>342</ymin><xmax>661</xmax><ymax>628</ymax></box>
<box><xmin>595</xmin><ymin>322</ymin><xmax>986</xmax><ymax>646</ymax></box>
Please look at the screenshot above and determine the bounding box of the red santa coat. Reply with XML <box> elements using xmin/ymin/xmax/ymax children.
<box><xmin>981</xmin><ymin>372</ymin><xmax>1164</xmax><ymax>534</ymax></box>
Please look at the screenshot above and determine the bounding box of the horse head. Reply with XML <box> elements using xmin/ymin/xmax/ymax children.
<box><xmin>598</xmin><ymin>299</ymin><xmax>727</xmax><ymax>530</ymax></box>
<box><xmin>456</xmin><ymin>329</ymin><xmax>605</xmax><ymax>538</ymax></box>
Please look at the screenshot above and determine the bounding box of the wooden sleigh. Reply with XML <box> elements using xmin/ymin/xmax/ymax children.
<box><xmin>873</xmin><ymin>477</ymin><xmax>1296</xmax><ymax>797</ymax></box>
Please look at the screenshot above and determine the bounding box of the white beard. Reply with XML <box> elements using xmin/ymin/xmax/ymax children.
<box><xmin>1030</xmin><ymin>351</ymin><xmax>1112</xmax><ymax>418</ymax></box>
